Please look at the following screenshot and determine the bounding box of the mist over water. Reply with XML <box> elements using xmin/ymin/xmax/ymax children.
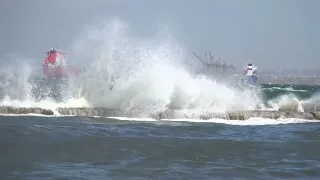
<box><xmin>67</xmin><ymin>18</ymin><xmax>265</xmax><ymax>115</ymax></box>
<box><xmin>0</xmin><ymin>18</ymin><xmax>319</xmax><ymax>119</ymax></box>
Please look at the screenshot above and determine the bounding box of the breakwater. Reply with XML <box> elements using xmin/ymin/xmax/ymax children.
<box><xmin>1</xmin><ymin>103</ymin><xmax>320</xmax><ymax>120</ymax></box>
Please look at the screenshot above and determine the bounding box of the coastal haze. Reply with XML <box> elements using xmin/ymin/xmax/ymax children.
<box><xmin>1</xmin><ymin>0</ymin><xmax>320</xmax><ymax>75</ymax></box>
<box><xmin>1</xmin><ymin>1</ymin><xmax>320</xmax><ymax>179</ymax></box>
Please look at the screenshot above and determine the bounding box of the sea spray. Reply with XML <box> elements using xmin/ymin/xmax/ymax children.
<box><xmin>0</xmin><ymin>18</ymin><xmax>319</xmax><ymax>121</ymax></box>
<box><xmin>66</xmin><ymin>18</ymin><xmax>263</xmax><ymax>116</ymax></box>
<box><xmin>0</xmin><ymin>60</ymin><xmax>33</xmax><ymax>101</ymax></box>
<box><xmin>0</xmin><ymin>18</ymin><xmax>286</xmax><ymax>114</ymax></box>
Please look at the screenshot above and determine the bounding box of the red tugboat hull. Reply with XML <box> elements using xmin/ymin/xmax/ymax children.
<box><xmin>43</xmin><ymin>66</ymin><xmax>81</xmax><ymax>78</ymax></box>
<box><xmin>42</xmin><ymin>49</ymin><xmax>81</xmax><ymax>79</ymax></box>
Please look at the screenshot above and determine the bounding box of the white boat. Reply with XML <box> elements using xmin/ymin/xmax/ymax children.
<box><xmin>241</xmin><ymin>61</ymin><xmax>258</xmax><ymax>84</ymax></box>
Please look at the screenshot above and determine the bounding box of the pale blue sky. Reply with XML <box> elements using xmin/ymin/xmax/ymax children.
<box><xmin>0</xmin><ymin>0</ymin><xmax>319</xmax><ymax>71</ymax></box>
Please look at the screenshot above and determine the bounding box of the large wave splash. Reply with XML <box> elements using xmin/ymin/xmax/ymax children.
<box><xmin>0</xmin><ymin>55</ymin><xmax>88</xmax><ymax>109</ymax></box>
<box><xmin>65</xmin><ymin>18</ymin><xmax>263</xmax><ymax>116</ymax></box>
<box><xmin>5</xmin><ymin>18</ymin><xmax>311</xmax><ymax>116</ymax></box>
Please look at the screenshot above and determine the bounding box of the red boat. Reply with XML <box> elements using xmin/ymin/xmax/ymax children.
<box><xmin>43</xmin><ymin>48</ymin><xmax>81</xmax><ymax>78</ymax></box>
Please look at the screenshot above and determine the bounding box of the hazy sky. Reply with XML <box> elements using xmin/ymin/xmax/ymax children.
<box><xmin>1</xmin><ymin>0</ymin><xmax>319</xmax><ymax>71</ymax></box>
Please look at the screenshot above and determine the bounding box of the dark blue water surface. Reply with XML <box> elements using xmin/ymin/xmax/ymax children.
<box><xmin>0</xmin><ymin>116</ymin><xmax>319</xmax><ymax>179</ymax></box>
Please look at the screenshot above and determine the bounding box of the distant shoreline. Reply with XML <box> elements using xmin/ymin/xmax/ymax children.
<box><xmin>258</xmin><ymin>76</ymin><xmax>320</xmax><ymax>86</ymax></box>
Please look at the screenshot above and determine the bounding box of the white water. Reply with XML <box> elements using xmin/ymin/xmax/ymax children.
<box><xmin>0</xmin><ymin>17</ymin><xmax>319</xmax><ymax>126</ymax></box>
<box><xmin>66</xmin><ymin>18</ymin><xmax>266</xmax><ymax>115</ymax></box>
<box><xmin>107</xmin><ymin>117</ymin><xmax>318</xmax><ymax>126</ymax></box>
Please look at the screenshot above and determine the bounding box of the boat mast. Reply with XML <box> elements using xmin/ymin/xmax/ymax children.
<box><xmin>192</xmin><ymin>50</ymin><xmax>236</xmax><ymax>79</ymax></box>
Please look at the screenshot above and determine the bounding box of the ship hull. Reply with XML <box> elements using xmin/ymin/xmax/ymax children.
<box><xmin>43</xmin><ymin>66</ymin><xmax>80</xmax><ymax>79</ymax></box>
<box><xmin>241</xmin><ymin>75</ymin><xmax>258</xmax><ymax>85</ymax></box>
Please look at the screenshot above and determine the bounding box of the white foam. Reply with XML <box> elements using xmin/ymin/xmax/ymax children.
<box><xmin>107</xmin><ymin>116</ymin><xmax>319</xmax><ymax>126</ymax></box>
<box><xmin>263</xmin><ymin>86</ymin><xmax>308</xmax><ymax>92</ymax></box>
<box><xmin>266</xmin><ymin>93</ymin><xmax>304</xmax><ymax>111</ymax></box>
<box><xmin>0</xmin><ymin>112</ymin><xmax>318</xmax><ymax>126</ymax></box>
<box><xmin>107</xmin><ymin>117</ymin><xmax>157</xmax><ymax>122</ymax></box>
<box><xmin>161</xmin><ymin>117</ymin><xmax>318</xmax><ymax>125</ymax></box>
<box><xmin>0</xmin><ymin>96</ymin><xmax>89</xmax><ymax>111</ymax></box>
<box><xmin>0</xmin><ymin>17</ymin><xmax>318</xmax><ymax>126</ymax></box>
<box><xmin>302</xmin><ymin>92</ymin><xmax>320</xmax><ymax>104</ymax></box>
<box><xmin>65</xmin><ymin>18</ymin><xmax>263</xmax><ymax>116</ymax></box>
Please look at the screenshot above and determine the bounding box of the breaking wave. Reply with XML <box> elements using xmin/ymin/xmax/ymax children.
<box><xmin>65</xmin><ymin>18</ymin><xmax>265</xmax><ymax>116</ymax></box>
<box><xmin>0</xmin><ymin>17</ymin><xmax>319</xmax><ymax>125</ymax></box>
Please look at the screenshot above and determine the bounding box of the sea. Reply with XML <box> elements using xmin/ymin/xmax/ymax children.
<box><xmin>0</xmin><ymin>84</ymin><xmax>320</xmax><ymax>180</ymax></box>
<box><xmin>1</xmin><ymin>18</ymin><xmax>320</xmax><ymax>179</ymax></box>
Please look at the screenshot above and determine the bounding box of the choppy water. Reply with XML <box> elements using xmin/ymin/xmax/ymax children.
<box><xmin>1</xmin><ymin>115</ymin><xmax>319</xmax><ymax>179</ymax></box>
<box><xmin>1</xmin><ymin>84</ymin><xmax>320</xmax><ymax>179</ymax></box>
<box><xmin>261</xmin><ymin>84</ymin><xmax>320</xmax><ymax>102</ymax></box>
<box><xmin>2</xmin><ymin>17</ymin><xmax>320</xmax><ymax>179</ymax></box>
